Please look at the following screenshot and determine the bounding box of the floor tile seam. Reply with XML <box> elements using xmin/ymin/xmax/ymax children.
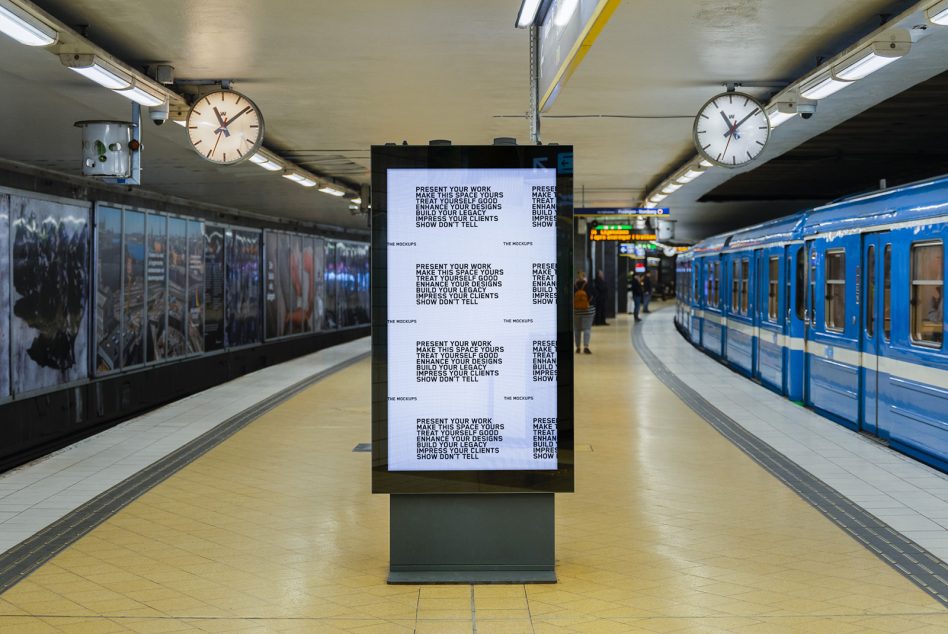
<box><xmin>632</xmin><ymin>313</ymin><xmax>948</xmax><ymax>609</ymax></box>
<box><xmin>0</xmin><ymin>350</ymin><xmax>370</xmax><ymax>597</ymax></box>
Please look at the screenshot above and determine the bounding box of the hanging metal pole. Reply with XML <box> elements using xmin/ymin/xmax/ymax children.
<box><xmin>529</xmin><ymin>24</ymin><xmax>541</xmax><ymax>144</ymax></box>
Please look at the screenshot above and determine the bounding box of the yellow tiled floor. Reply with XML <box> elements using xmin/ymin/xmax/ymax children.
<box><xmin>1</xmin><ymin>312</ymin><xmax>946</xmax><ymax>632</ymax></box>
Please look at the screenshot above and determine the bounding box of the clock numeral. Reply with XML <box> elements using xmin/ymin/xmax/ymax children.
<box><xmin>223</xmin><ymin>153</ymin><xmax>227</xmax><ymax>162</ymax></box>
<box><xmin>746</xmin><ymin>150</ymin><xmax>753</xmax><ymax>160</ymax></box>
<box><xmin>237</xmin><ymin>149</ymin><xmax>244</xmax><ymax>158</ymax></box>
<box><xmin>756</xmin><ymin>140</ymin><xmax>765</xmax><ymax>146</ymax></box>
<box><xmin>192</xmin><ymin>110</ymin><xmax>202</xmax><ymax>116</ymax></box>
<box><xmin>193</xmin><ymin>139</ymin><xmax>202</xmax><ymax>146</ymax></box>
<box><xmin>250</xmin><ymin>124</ymin><xmax>259</xmax><ymax>129</ymax></box>
<box><xmin>206</xmin><ymin>149</ymin><xmax>213</xmax><ymax>159</ymax></box>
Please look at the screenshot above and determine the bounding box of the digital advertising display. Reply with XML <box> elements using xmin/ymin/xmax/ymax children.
<box><xmin>371</xmin><ymin>145</ymin><xmax>574</xmax><ymax>494</ymax></box>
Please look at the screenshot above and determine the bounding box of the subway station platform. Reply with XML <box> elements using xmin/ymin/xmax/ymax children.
<box><xmin>0</xmin><ymin>307</ymin><xmax>947</xmax><ymax>633</ymax></box>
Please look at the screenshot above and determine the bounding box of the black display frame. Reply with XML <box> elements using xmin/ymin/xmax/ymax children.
<box><xmin>371</xmin><ymin>144</ymin><xmax>575</xmax><ymax>494</ymax></box>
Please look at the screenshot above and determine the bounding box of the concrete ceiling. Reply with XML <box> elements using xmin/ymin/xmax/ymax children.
<box><xmin>0</xmin><ymin>0</ymin><xmax>945</xmax><ymax>240</ymax></box>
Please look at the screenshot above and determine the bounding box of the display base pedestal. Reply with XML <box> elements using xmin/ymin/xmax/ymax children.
<box><xmin>388</xmin><ymin>493</ymin><xmax>555</xmax><ymax>584</ymax></box>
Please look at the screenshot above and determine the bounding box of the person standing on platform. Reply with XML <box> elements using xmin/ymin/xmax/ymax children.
<box><xmin>573</xmin><ymin>272</ymin><xmax>596</xmax><ymax>354</ymax></box>
<box><xmin>629</xmin><ymin>273</ymin><xmax>644</xmax><ymax>322</ymax></box>
<box><xmin>593</xmin><ymin>270</ymin><xmax>609</xmax><ymax>326</ymax></box>
<box><xmin>643</xmin><ymin>273</ymin><xmax>654</xmax><ymax>313</ymax></box>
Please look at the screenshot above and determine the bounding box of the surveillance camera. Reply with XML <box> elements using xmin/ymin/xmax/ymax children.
<box><xmin>797</xmin><ymin>101</ymin><xmax>817</xmax><ymax>119</ymax></box>
<box><xmin>149</xmin><ymin>103</ymin><xmax>169</xmax><ymax>126</ymax></box>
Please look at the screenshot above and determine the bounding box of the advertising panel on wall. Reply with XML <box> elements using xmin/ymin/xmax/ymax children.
<box><xmin>324</xmin><ymin>241</ymin><xmax>337</xmax><ymax>330</ymax></box>
<box><xmin>204</xmin><ymin>225</ymin><xmax>225</xmax><ymax>352</ymax></box>
<box><xmin>9</xmin><ymin>194</ymin><xmax>90</xmax><ymax>394</ymax></box>
<box><xmin>314</xmin><ymin>238</ymin><xmax>326</xmax><ymax>331</ymax></box>
<box><xmin>166</xmin><ymin>217</ymin><xmax>189</xmax><ymax>359</ymax></box>
<box><xmin>0</xmin><ymin>195</ymin><xmax>9</xmax><ymax>399</ymax></box>
<box><xmin>146</xmin><ymin>214</ymin><xmax>167</xmax><ymax>363</ymax></box>
<box><xmin>302</xmin><ymin>237</ymin><xmax>316</xmax><ymax>333</ymax></box>
<box><xmin>371</xmin><ymin>145</ymin><xmax>574</xmax><ymax>493</ymax></box>
<box><xmin>123</xmin><ymin>210</ymin><xmax>146</xmax><ymax>368</ymax></box>
<box><xmin>187</xmin><ymin>220</ymin><xmax>204</xmax><ymax>355</ymax></box>
<box><xmin>95</xmin><ymin>206</ymin><xmax>123</xmax><ymax>374</ymax></box>
<box><xmin>337</xmin><ymin>242</ymin><xmax>370</xmax><ymax>328</ymax></box>
<box><xmin>225</xmin><ymin>228</ymin><xmax>261</xmax><ymax>347</ymax></box>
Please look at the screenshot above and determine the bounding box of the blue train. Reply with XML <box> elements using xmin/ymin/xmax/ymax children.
<box><xmin>675</xmin><ymin>176</ymin><xmax>947</xmax><ymax>472</ymax></box>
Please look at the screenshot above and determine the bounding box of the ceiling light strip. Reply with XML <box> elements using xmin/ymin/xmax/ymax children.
<box><xmin>0</xmin><ymin>0</ymin><xmax>57</xmax><ymax>46</ymax></box>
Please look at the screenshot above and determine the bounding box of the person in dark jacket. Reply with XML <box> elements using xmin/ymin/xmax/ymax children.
<box><xmin>593</xmin><ymin>270</ymin><xmax>609</xmax><ymax>325</ymax></box>
<box><xmin>643</xmin><ymin>273</ymin><xmax>654</xmax><ymax>313</ymax></box>
<box><xmin>629</xmin><ymin>273</ymin><xmax>644</xmax><ymax>322</ymax></box>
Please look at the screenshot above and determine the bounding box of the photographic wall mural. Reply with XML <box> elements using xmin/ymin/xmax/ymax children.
<box><xmin>0</xmin><ymin>186</ymin><xmax>367</xmax><ymax>399</ymax></box>
<box><xmin>204</xmin><ymin>225</ymin><xmax>225</xmax><ymax>352</ymax></box>
<box><xmin>10</xmin><ymin>194</ymin><xmax>89</xmax><ymax>394</ymax></box>
<box><xmin>0</xmin><ymin>196</ymin><xmax>9</xmax><ymax>399</ymax></box>
<box><xmin>225</xmin><ymin>228</ymin><xmax>262</xmax><ymax>347</ymax></box>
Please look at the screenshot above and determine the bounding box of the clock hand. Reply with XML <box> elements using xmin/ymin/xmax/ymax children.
<box><xmin>212</xmin><ymin>107</ymin><xmax>230</xmax><ymax>138</ymax></box>
<box><xmin>223</xmin><ymin>106</ymin><xmax>252</xmax><ymax>128</ymax></box>
<box><xmin>719</xmin><ymin>110</ymin><xmax>734</xmax><ymax>135</ymax></box>
<box><xmin>210</xmin><ymin>130</ymin><xmax>224</xmax><ymax>159</ymax></box>
<box><xmin>731</xmin><ymin>107</ymin><xmax>761</xmax><ymax>135</ymax></box>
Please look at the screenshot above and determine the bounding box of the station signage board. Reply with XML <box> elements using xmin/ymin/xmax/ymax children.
<box><xmin>589</xmin><ymin>224</ymin><xmax>657</xmax><ymax>242</ymax></box>
<box><xmin>371</xmin><ymin>145</ymin><xmax>575</xmax><ymax>494</ymax></box>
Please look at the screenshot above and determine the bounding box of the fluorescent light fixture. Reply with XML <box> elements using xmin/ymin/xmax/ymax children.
<box><xmin>173</xmin><ymin>119</ymin><xmax>187</xmax><ymax>127</ymax></box>
<box><xmin>516</xmin><ymin>0</ymin><xmax>542</xmax><ymax>27</ymax></box>
<box><xmin>766</xmin><ymin>103</ymin><xmax>797</xmax><ymax>127</ymax></box>
<box><xmin>926</xmin><ymin>0</ymin><xmax>948</xmax><ymax>25</ymax></box>
<box><xmin>676</xmin><ymin>168</ymin><xmax>705</xmax><ymax>184</ymax></box>
<box><xmin>648</xmin><ymin>193</ymin><xmax>667</xmax><ymax>203</ymax></box>
<box><xmin>800</xmin><ymin>70</ymin><xmax>851</xmax><ymax>100</ymax></box>
<box><xmin>114</xmin><ymin>82</ymin><xmax>165</xmax><ymax>107</ymax></box>
<box><xmin>283</xmin><ymin>172</ymin><xmax>317</xmax><ymax>187</ymax></box>
<box><xmin>350</xmin><ymin>197</ymin><xmax>362</xmax><ymax>205</ymax></box>
<box><xmin>832</xmin><ymin>31</ymin><xmax>910</xmax><ymax>81</ymax></box>
<box><xmin>554</xmin><ymin>0</ymin><xmax>578</xmax><ymax>27</ymax></box>
<box><xmin>319</xmin><ymin>186</ymin><xmax>346</xmax><ymax>197</ymax></box>
<box><xmin>249</xmin><ymin>150</ymin><xmax>283</xmax><ymax>172</ymax></box>
<box><xmin>698</xmin><ymin>159</ymin><xmax>713</xmax><ymax>168</ymax></box>
<box><xmin>0</xmin><ymin>0</ymin><xmax>57</xmax><ymax>46</ymax></box>
<box><xmin>661</xmin><ymin>183</ymin><xmax>681</xmax><ymax>194</ymax></box>
<box><xmin>61</xmin><ymin>54</ymin><xmax>132</xmax><ymax>90</ymax></box>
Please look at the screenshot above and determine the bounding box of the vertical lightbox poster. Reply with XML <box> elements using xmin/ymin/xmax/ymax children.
<box><xmin>386</xmin><ymin>168</ymin><xmax>559</xmax><ymax>471</ymax></box>
<box><xmin>186</xmin><ymin>220</ymin><xmax>205</xmax><ymax>355</ymax></box>
<box><xmin>95</xmin><ymin>206</ymin><xmax>123</xmax><ymax>374</ymax></box>
<box><xmin>145</xmin><ymin>213</ymin><xmax>167</xmax><ymax>363</ymax></box>
<box><xmin>203</xmin><ymin>225</ymin><xmax>225</xmax><ymax>351</ymax></box>
<box><xmin>10</xmin><ymin>194</ymin><xmax>89</xmax><ymax>394</ymax></box>
<box><xmin>166</xmin><ymin>217</ymin><xmax>189</xmax><ymax>359</ymax></box>
<box><xmin>0</xmin><ymin>195</ymin><xmax>9</xmax><ymax>399</ymax></box>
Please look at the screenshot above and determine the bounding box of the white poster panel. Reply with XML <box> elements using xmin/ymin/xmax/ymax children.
<box><xmin>387</xmin><ymin>168</ymin><xmax>559</xmax><ymax>471</ymax></box>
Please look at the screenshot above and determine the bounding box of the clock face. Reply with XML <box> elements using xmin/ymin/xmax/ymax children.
<box><xmin>186</xmin><ymin>90</ymin><xmax>265</xmax><ymax>165</ymax></box>
<box><xmin>693</xmin><ymin>92</ymin><xmax>770</xmax><ymax>168</ymax></box>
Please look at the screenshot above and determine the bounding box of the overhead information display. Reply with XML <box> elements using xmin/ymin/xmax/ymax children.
<box><xmin>386</xmin><ymin>168</ymin><xmax>558</xmax><ymax>471</ymax></box>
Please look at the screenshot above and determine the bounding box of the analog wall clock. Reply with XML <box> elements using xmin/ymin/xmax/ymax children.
<box><xmin>186</xmin><ymin>90</ymin><xmax>265</xmax><ymax>165</ymax></box>
<box><xmin>693</xmin><ymin>92</ymin><xmax>770</xmax><ymax>168</ymax></box>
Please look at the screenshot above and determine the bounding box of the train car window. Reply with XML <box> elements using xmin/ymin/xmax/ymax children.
<box><xmin>731</xmin><ymin>260</ymin><xmax>739</xmax><ymax>312</ymax></box>
<box><xmin>795</xmin><ymin>248</ymin><xmax>805</xmax><ymax>321</ymax></box>
<box><xmin>910</xmin><ymin>241</ymin><xmax>943</xmax><ymax>347</ymax></box>
<box><xmin>741</xmin><ymin>258</ymin><xmax>749</xmax><ymax>315</ymax></box>
<box><xmin>825</xmin><ymin>250</ymin><xmax>846</xmax><ymax>332</ymax></box>
<box><xmin>866</xmin><ymin>245</ymin><xmax>875</xmax><ymax>336</ymax></box>
<box><xmin>713</xmin><ymin>261</ymin><xmax>720</xmax><ymax>307</ymax></box>
<box><xmin>883</xmin><ymin>245</ymin><xmax>891</xmax><ymax>341</ymax></box>
<box><xmin>768</xmin><ymin>256</ymin><xmax>779</xmax><ymax>321</ymax></box>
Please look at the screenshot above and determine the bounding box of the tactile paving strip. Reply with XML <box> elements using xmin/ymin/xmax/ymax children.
<box><xmin>632</xmin><ymin>324</ymin><xmax>948</xmax><ymax>608</ymax></box>
<box><xmin>0</xmin><ymin>352</ymin><xmax>369</xmax><ymax>595</ymax></box>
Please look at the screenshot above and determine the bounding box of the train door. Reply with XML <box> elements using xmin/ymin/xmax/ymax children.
<box><xmin>804</xmin><ymin>234</ymin><xmax>862</xmax><ymax>428</ymax></box>
<box><xmin>754</xmin><ymin>249</ymin><xmax>766</xmax><ymax>379</ymax></box>
<box><xmin>860</xmin><ymin>232</ymin><xmax>889</xmax><ymax>436</ymax></box>
<box><xmin>785</xmin><ymin>244</ymin><xmax>806</xmax><ymax>401</ymax></box>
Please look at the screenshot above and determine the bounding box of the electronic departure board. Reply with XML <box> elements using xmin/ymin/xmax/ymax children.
<box><xmin>371</xmin><ymin>145</ymin><xmax>574</xmax><ymax>494</ymax></box>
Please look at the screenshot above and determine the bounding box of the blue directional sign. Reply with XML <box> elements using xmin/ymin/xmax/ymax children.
<box><xmin>576</xmin><ymin>207</ymin><xmax>669</xmax><ymax>216</ymax></box>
